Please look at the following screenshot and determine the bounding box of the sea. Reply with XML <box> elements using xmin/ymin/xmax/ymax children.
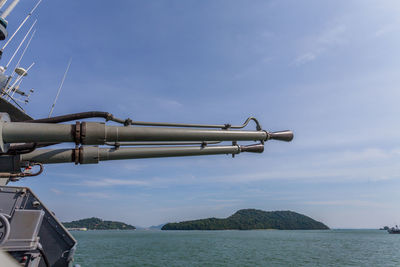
<box><xmin>72</xmin><ymin>229</ymin><xmax>400</xmax><ymax>266</ymax></box>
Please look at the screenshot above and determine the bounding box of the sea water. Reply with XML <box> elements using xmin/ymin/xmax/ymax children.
<box><xmin>72</xmin><ymin>229</ymin><xmax>400</xmax><ymax>266</ymax></box>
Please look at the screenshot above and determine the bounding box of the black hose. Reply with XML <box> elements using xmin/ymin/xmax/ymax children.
<box><xmin>26</xmin><ymin>111</ymin><xmax>113</xmax><ymax>124</ymax></box>
<box><xmin>27</xmin><ymin>111</ymin><xmax>263</xmax><ymax>131</ymax></box>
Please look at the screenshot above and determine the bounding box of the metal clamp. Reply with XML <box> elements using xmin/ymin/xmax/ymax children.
<box><xmin>0</xmin><ymin>113</ymin><xmax>10</xmax><ymax>153</ymax></box>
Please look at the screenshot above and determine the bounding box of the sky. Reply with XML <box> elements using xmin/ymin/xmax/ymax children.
<box><xmin>3</xmin><ymin>0</ymin><xmax>400</xmax><ymax>228</ymax></box>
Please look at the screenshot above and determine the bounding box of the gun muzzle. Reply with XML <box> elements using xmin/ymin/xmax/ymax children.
<box><xmin>239</xmin><ymin>143</ymin><xmax>264</xmax><ymax>153</ymax></box>
<box><xmin>267</xmin><ymin>130</ymin><xmax>293</xmax><ymax>142</ymax></box>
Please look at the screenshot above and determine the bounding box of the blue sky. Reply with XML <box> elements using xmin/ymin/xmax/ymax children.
<box><xmin>4</xmin><ymin>0</ymin><xmax>400</xmax><ymax>228</ymax></box>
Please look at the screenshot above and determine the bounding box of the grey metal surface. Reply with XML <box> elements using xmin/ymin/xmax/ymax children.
<box><xmin>0</xmin><ymin>251</ymin><xmax>20</xmax><ymax>267</ymax></box>
<box><xmin>3</xmin><ymin>209</ymin><xmax>44</xmax><ymax>251</ymax></box>
<box><xmin>2</xmin><ymin>122</ymin><xmax>73</xmax><ymax>143</ymax></box>
<box><xmin>20</xmin><ymin>149</ymin><xmax>73</xmax><ymax>164</ymax></box>
<box><xmin>0</xmin><ymin>186</ymin><xmax>76</xmax><ymax>267</ymax></box>
<box><xmin>20</xmin><ymin>143</ymin><xmax>266</xmax><ymax>164</ymax></box>
<box><xmin>21</xmin><ymin>145</ymin><xmax>242</xmax><ymax>164</ymax></box>
<box><xmin>0</xmin><ymin>98</ymin><xmax>32</xmax><ymax>122</ymax></box>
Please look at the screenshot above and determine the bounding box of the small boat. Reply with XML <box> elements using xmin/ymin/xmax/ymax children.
<box><xmin>388</xmin><ymin>225</ymin><xmax>400</xmax><ymax>234</ymax></box>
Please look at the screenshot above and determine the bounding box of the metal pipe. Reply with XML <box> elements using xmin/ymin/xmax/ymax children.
<box><xmin>98</xmin><ymin>146</ymin><xmax>241</xmax><ymax>161</ymax></box>
<box><xmin>27</xmin><ymin>111</ymin><xmax>113</xmax><ymax>123</ymax></box>
<box><xmin>104</xmin><ymin>126</ymin><xmax>268</xmax><ymax>142</ymax></box>
<box><xmin>21</xmin><ymin>144</ymin><xmax>264</xmax><ymax>164</ymax></box>
<box><xmin>28</xmin><ymin>112</ymin><xmax>261</xmax><ymax>130</ymax></box>
<box><xmin>2</xmin><ymin>122</ymin><xmax>74</xmax><ymax>143</ymax></box>
<box><xmin>104</xmin><ymin>141</ymin><xmax>222</xmax><ymax>146</ymax></box>
<box><xmin>21</xmin><ymin>148</ymin><xmax>73</xmax><ymax>164</ymax></box>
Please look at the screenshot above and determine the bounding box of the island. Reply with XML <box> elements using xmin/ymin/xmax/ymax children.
<box><xmin>162</xmin><ymin>209</ymin><xmax>329</xmax><ymax>230</ymax></box>
<box><xmin>63</xmin><ymin>217</ymin><xmax>136</xmax><ymax>230</ymax></box>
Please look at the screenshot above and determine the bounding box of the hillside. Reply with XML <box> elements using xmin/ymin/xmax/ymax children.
<box><xmin>149</xmin><ymin>224</ymin><xmax>165</xmax><ymax>230</ymax></box>
<box><xmin>63</xmin><ymin>217</ymin><xmax>136</xmax><ymax>230</ymax></box>
<box><xmin>162</xmin><ymin>209</ymin><xmax>329</xmax><ymax>230</ymax></box>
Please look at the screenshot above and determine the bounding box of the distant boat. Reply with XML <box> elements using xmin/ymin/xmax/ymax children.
<box><xmin>388</xmin><ymin>225</ymin><xmax>400</xmax><ymax>234</ymax></box>
<box><xmin>66</xmin><ymin>227</ymin><xmax>88</xmax><ymax>231</ymax></box>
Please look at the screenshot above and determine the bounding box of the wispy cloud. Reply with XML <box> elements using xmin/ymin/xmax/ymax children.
<box><xmin>123</xmin><ymin>163</ymin><xmax>148</xmax><ymax>171</ymax></box>
<box><xmin>68</xmin><ymin>146</ymin><xmax>400</xmax><ymax>188</ymax></box>
<box><xmin>50</xmin><ymin>188</ymin><xmax>63</xmax><ymax>195</ymax></box>
<box><xmin>374</xmin><ymin>24</ymin><xmax>398</xmax><ymax>37</ymax></box>
<box><xmin>76</xmin><ymin>192</ymin><xmax>112</xmax><ymax>199</ymax></box>
<box><xmin>205</xmin><ymin>198</ymin><xmax>242</xmax><ymax>204</ymax></box>
<box><xmin>318</xmin><ymin>147</ymin><xmax>400</xmax><ymax>165</ymax></box>
<box><xmin>82</xmin><ymin>178</ymin><xmax>149</xmax><ymax>187</ymax></box>
<box><xmin>156</xmin><ymin>98</ymin><xmax>183</xmax><ymax>109</ymax></box>
<box><xmin>292</xmin><ymin>24</ymin><xmax>346</xmax><ymax>65</ymax></box>
<box><xmin>302</xmin><ymin>200</ymin><xmax>384</xmax><ymax>208</ymax></box>
<box><xmin>293</xmin><ymin>53</ymin><xmax>316</xmax><ymax>65</ymax></box>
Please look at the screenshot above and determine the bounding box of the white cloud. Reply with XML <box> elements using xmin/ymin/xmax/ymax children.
<box><xmin>50</xmin><ymin>188</ymin><xmax>62</xmax><ymax>195</ymax></box>
<box><xmin>123</xmin><ymin>163</ymin><xmax>147</xmax><ymax>171</ymax></box>
<box><xmin>76</xmin><ymin>192</ymin><xmax>112</xmax><ymax>199</ymax></box>
<box><xmin>374</xmin><ymin>24</ymin><xmax>398</xmax><ymax>37</ymax></box>
<box><xmin>156</xmin><ymin>98</ymin><xmax>183</xmax><ymax>109</ymax></box>
<box><xmin>302</xmin><ymin>200</ymin><xmax>384</xmax><ymax>208</ymax></box>
<box><xmin>293</xmin><ymin>52</ymin><xmax>317</xmax><ymax>65</ymax></box>
<box><xmin>317</xmin><ymin>25</ymin><xmax>346</xmax><ymax>45</ymax></box>
<box><xmin>292</xmin><ymin>24</ymin><xmax>346</xmax><ymax>65</ymax></box>
<box><xmin>71</xmin><ymin>145</ymin><xmax>400</xmax><ymax>188</ymax></box>
<box><xmin>82</xmin><ymin>178</ymin><xmax>149</xmax><ymax>187</ymax></box>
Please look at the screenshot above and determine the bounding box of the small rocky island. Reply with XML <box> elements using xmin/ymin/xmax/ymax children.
<box><xmin>63</xmin><ymin>217</ymin><xmax>136</xmax><ymax>230</ymax></box>
<box><xmin>162</xmin><ymin>209</ymin><xmax>329</xmax><ymax>230</ymax></box>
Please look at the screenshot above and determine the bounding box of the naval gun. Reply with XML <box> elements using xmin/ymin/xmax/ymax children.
<box><xmin>0</xmin><ymin>110</ymin><xmax>293</xmax><ymax>267</ymax></box>
<box><xmin>0</xmin><ymin>111</ymin><xmax>293</xmax><ymax>181</ymax></box>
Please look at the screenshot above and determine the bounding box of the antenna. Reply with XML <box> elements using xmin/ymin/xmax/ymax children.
<box><xmin>11</xmin><ymin>29</ymin><xmax>35</xmax><ymax>76</ymax></box>
<box><xmin>9</xmin><ymin>73</ymin><xmax>23</xmax><ymax>98</ymax></box>
<box><xmin>3</xmin><ymin>30</ymin><xmax>36</xmax><ymax>102</ymax></box>
<box><xmin>4</xmin><ymin>19</ymin><xmax>36</xmax><ymax>70</ymax></box>
<box><xmin>6</xmin><ymin>61</ymin><xmax>34</xmax><ymax>95</ymax></box>
<box><xmin>48</xmin><ymin>58</ymin><xmax>72</xmax><ymax>118</ymax></box>
<box><xmin>1</xmin><ymin>0</ymin><xmax>19</xmax><ymax>19</ymax></box>
<box><xmin>0</xmin><ymin>0</ymin><xmax>8</xmax><ymax>10</ymax></box>
<box><xmin>1</xmin><ymin>0</ymin><xmax>42</xmax><ymax>53</ymax></box>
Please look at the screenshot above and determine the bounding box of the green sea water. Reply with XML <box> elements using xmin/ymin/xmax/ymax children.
<box><xmin>72</xmin><ymin>229</ymin><xmax>400</xmax><ymax>266</ymax></box>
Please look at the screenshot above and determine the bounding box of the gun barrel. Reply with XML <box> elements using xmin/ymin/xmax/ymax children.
<box><xmin>20</xmin><ymin>144</ymin><xmax>264</xmax><ymax>164</ymax></box>
<box><xmin>2</xmin><ymin>122</ymin><xmax>270</xmax><ymax>144</ymax></box>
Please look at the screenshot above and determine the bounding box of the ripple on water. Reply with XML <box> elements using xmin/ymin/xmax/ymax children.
<box><xmin>72</xmin><ymin>229</ymin><xmax>400</xmax><ymax>267</ymax></box>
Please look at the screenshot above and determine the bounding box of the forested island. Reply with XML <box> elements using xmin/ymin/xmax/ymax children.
<box><xmin>162</xmin><ymin>209</ymin><xmax>329</xmax><ymax>230</ymax></box>
<box><xmin>63</xmin><ymin>217</ymin><xmax>136</xmax><ymax>230</ymax></box>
